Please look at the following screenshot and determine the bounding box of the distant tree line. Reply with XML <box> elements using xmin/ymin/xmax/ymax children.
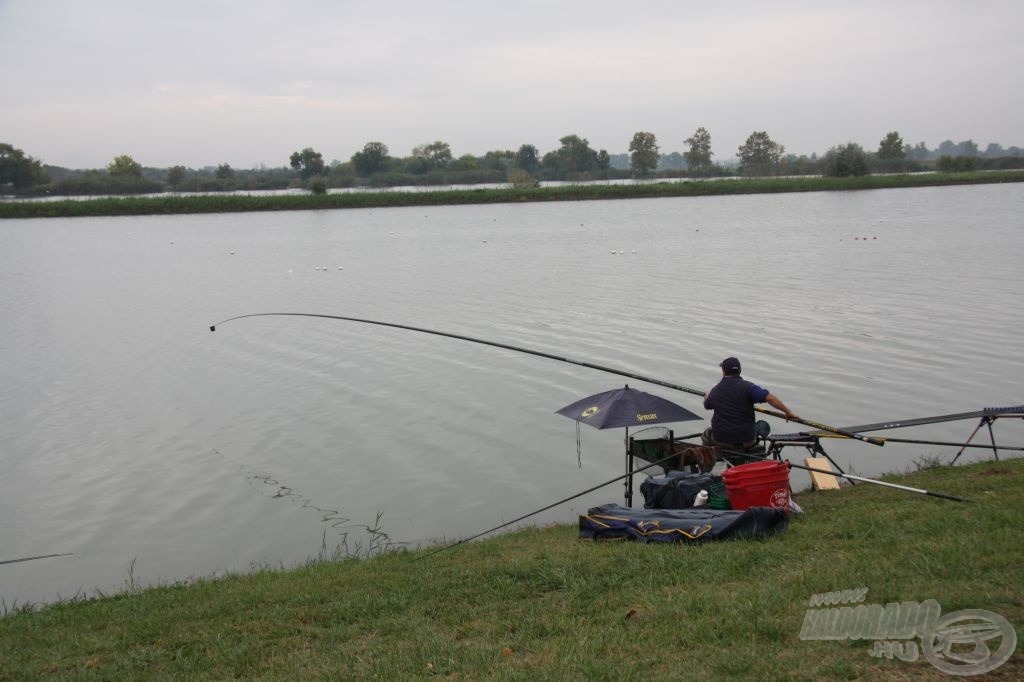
<box><xmin>0</xmin><ymin>143</ymin><xmax>48</xmax><ymax>190</ymax></box>
<box><xmin>3</xmin><ymin>130</ymin><xmax>1023</xmax><ymax>197</ymax></box>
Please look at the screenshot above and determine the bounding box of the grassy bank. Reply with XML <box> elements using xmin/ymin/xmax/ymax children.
<box><xmin>3</xmin><ymin>170</ymin><xmax>1023</xmax><ymax>219</ymax></box>
<box><xmin>1</xmin><ymin>459</ymin><xmax>1021</xmax><ymax>680</ymax></box>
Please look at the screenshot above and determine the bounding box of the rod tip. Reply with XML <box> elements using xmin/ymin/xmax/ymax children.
<box><xmin>209</xmin><ymin>325</ymin><xmax>216</xmax><ymax>332</ymax></box>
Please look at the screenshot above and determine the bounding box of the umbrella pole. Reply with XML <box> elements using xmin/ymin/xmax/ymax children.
<box><xmin>625</xmin><ymin>427</ymin><xmax>633</xmax><ymax>508</ymax></box>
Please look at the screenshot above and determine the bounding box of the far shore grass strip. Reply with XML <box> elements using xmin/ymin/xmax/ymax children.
<box><xmin>2</xmin><ymin>170</ymin><xmax>1023</xmax><ymax>219</ymax></box>
<box><xmin>1</xmin><ymin>458</ymin><xmax>1021</xmax><ymax>680</ymax></box>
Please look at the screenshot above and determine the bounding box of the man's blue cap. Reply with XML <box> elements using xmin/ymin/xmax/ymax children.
<box><xmin>720</xmin><ymin>357</ymin><xmax>741</xmax><ymax>373</ymax></box>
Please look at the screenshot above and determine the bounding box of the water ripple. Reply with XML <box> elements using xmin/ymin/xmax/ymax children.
<box><xmin>2</xmin><ymin>184</ymin><xmax>1023</xmax><ymax>606</ymax></box>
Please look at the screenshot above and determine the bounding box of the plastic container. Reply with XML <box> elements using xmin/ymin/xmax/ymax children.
<box><xmin>708</xmin><ymin>481</ymin><xmax>731</xmax><ymax>509</ymax></box>
<box><xmin>722</xmin><ymin>460</ymin><xmax>791</xmax><ymax>512</ymax></box>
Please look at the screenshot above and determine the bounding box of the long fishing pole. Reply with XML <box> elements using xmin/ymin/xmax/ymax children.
<box><xmin>209</xmin><ymin>312</ymin><xmax>884</xmax><ymax>446</ymax></box>
<box><xmin>0</xmin><ymin>553</ymin><xmax>73</xmax><ymax>566</ymax></box>
<box><xmin>723</xmin><ymin>450</ymin><xmax>973</xmax><ymax>503</ymax></box>
<box><xmin>416</xmin><ymin>453</ymin><xmax>680</xmax><ymax>560</ymax></box>
<box><xmin>818</xmin><ymin>435</ymin><xmax>1024</xmax><ymax>451</ymax></box>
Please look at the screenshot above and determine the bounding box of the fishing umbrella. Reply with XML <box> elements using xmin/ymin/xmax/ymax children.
<box><xmin>555</xmin><ymin>384</ymin><xmax>702</xmax><ymax>506</ymax></box>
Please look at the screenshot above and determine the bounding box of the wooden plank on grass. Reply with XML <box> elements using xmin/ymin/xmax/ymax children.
<box><xmin>805</xmin><ymin>457</ymin><xmax>841</xmax><ymax>490</ymax></box>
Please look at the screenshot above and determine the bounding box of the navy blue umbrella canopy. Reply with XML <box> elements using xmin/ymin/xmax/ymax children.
<box><xmin>555</xmin><ymin>385</ymin><xmax>701</xmax><ymax>430</ymax></box>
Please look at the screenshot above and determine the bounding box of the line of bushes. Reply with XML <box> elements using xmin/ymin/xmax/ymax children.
<box><xmin>2</xmin><ymin>170</ymin><xmax>1023</xmax><ymax>219</ymax></box>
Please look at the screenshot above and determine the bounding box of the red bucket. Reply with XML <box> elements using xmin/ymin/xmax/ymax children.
<box><xmin>722</xmin><ymin>460</ymin><xmax>791</xmax><ymax>512</ymax></box>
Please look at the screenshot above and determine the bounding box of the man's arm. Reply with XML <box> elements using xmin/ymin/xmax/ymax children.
<box><xmin>765</xmin><ymin>393</ymin><xmax>798</xmax><ymax>420</ymax></box>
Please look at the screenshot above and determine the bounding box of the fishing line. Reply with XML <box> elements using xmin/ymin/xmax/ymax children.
<box><xmin>209</xmin><ymin>312</ymin><xmax>884</xmax><ymax>446</ymax></box>
<box><xmin>210</xmin><ymin>449</ymin><xmax>404</xmax><ymax>550</ymax></box>
<box><xmin>575</xmin><ymin>421</ymin><xmax>582</xmax><ymax>469</ymax></box>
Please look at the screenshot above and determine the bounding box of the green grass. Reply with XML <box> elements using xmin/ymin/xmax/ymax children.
<box><xmin>3</xmin><ymin>170</ymin><xmax>1024</xmax><ymax>219</ymax></box>
<box><xmin>1</xmin><ymin>459</ymin><xmax>1021</xmax><ymax>680</ymax></box>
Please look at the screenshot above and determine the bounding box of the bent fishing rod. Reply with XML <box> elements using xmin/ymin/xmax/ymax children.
<box><xmin>209</xmin><ymin>312</ymin><xmax>884</xmax><ymax>446</ymax></box>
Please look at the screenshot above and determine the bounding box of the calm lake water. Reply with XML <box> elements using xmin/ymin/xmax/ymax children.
<box><xmin>2</xmin><ymin>184</ymin><xmax>1022</xmax><ymax>607</ymax></box>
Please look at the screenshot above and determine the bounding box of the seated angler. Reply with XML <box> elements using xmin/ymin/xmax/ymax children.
<box><xmin>702</xmin><ymin>356</ymin><xmax>798</xmax><ymax>451</ymax></box>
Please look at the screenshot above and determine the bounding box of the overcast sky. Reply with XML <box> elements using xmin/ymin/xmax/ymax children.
<box><xmin>2</xmin><ymin>0</ymin><xmax>1021</xmax><ymax>169</ymax></box>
